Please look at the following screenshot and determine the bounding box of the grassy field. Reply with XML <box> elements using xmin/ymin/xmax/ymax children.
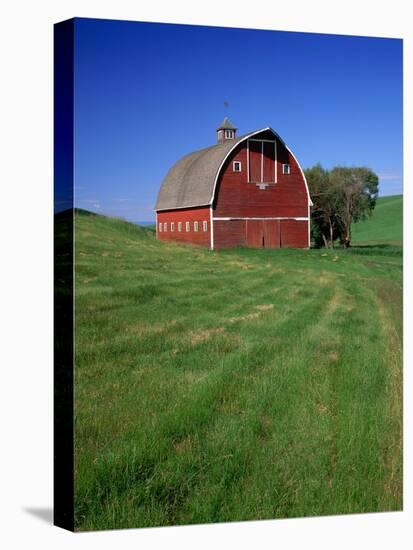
<box><xmin>74</xmin><ymin>205</ymin><xmax>402</xmax><ymax>531</ymax></box>
<box><xmin>352</xmin><ymin>194</ymin><xmax>403</xmax><ymax>245</ymax></box>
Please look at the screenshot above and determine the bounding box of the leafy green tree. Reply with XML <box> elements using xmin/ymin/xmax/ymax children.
<box><xmin>305</xmin><ymin>165</ymin><xmax>378</xmax><ymax>248</ymax></box>
<box><xmin>305</xmin><ymin>164</ymin><xmax>338</xmax><ymax>248</ymax></box>
<box><xmin>329</xmin><ymin>167</ymin><xmax>378</xmax><ymax>247</ymax></box>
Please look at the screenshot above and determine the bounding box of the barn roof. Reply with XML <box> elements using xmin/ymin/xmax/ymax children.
<box><xmin>216</xmin><ymin>116</ymin><xmax>237</xmax><ymax>131</ymax></box>
<box><xmin>154</xmin><ymin>128</ymin><xmax>266</xmax><ymax>211</ymax></box>
<box><xmin>154</xmin><ymin>126</ymin><xmax>313</xmax><ymax>211</ymax></box>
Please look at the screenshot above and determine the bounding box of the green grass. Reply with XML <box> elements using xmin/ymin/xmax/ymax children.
<box><xmin>74</xmin><ymin>210</ymin><xmax>402</xmax><ymax>531</ymax></box>
<box><xmin>352</xmin><ymin>194</ymin><xmax>403</xmax><ymax>245</ymax></box>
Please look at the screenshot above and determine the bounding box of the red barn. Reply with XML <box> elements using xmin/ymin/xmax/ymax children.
<box><xmin>155</xmin><ymin>118</ymin><xmax>312</xmax><ymax>249</ymax></box>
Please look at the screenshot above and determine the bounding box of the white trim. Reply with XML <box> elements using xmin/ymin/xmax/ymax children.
<box><xmin>194</xmin><ymin>221</ymin><xmax>199</xmax><ymax>232</ymax></box>
<box><xmin>282</xmin><ymin>163</ymin><xmax>291</xmax><ymax>175</ymax></box>
<box><xmin>308</xmin><ymin>203</ymin><xmax>311</xmax><ymax>248</ymax></box>
<box><xmin>248</xmin><ymin>138</ymin><xmax>276</xmax><ymax>143</ymax></box>
<box><xmin>233</xmin><ymin>160</ymin><xmax>242</xmax><ymax>172</ymax></box>
<box><xmin>266</xmin><ymin>127</ymin><xmax>313</xmax><ymax>207</ymax></box>
<box><xmin>247</xmin><ymin>137</ymin><xmax>277</xmax><ymax>184</ymax></box>
<box><xmin>213</xmin><ymin>216</ymin><xmax>309</xmax><ymax>221</ymax></box>
<box><xmin>210</xmin><ymin>206</ymin><xmax>214</xmax><ymax>250</ymax></box>
<box><xmin>247</xmin><ymin>140</ymin><xmax>250</xmax><ymax>182</ymax></box>
<box><xmin>155</xmin><ymin>211</ymin><xmax>158</xmax><ymax>239</ymax></box>
<box><xmin>261</xmin><ymin>141</ymin><xmax>264</xmax><ymax>182</ymax></box>
<box><xmin>171</xmin><ymin>222</ymin><xmax>175</xmax><ymax>232</ymax></box>
<box><xmin>185</xmin><ymin>221</ymin><xmax>190</xmax><ymax>232</ymax></box>
<box><xmin>155</xmin><ymin>204</ymin><xmax>209</xmax><ymax>212</ymax></box>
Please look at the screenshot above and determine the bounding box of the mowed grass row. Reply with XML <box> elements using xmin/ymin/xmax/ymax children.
<box><xmin>74</xmin><ymin>210</ymin><xmax>402</xmax><ymax>530</ymax></box>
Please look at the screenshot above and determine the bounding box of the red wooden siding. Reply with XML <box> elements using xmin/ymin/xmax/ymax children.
<box><xmin>246</xmin><ymin>220</ymin><xmax>262</xmax><ymax>247</ymax></box>
<box><xmin>215</xmin><ymin>219</ymin><xmax>308</xmax><ymax>249</ymax></box>
<box><xmin>248</xmin><ymin>140</ymin><xmax>261</xmax><ymax>182</ymax></box>
<box><xmin>246</xmin><ymin>220</ymin><xmax>280</xmax><ymax>248</ymax></box>
<box><xmin>263</xmin><ymin>141</ymin><xmax>276</xmax><ymax>183</ymax></box>
<box><xmin>157</xmin><ymin>206</ymin><xmax>210</xmax><ymax>247</ymax></box>
<box><xmin>280</xmin><ymin>220</ymin><xmax>308</xmax><ymax>248</ymax></box>
<box><xmin>214</xmin><ymin>220</ymin><xmax>246</xmax><ymax>249</ymax></box>
<box><xmin>214</xmin><ymin>130</ymin><xmax>308</xmax><ymax>219</ymax></box>
<box><xmin>264</xmin><ymin>220</ymin><xmax>281</xmax><ymax>248</ymax></box>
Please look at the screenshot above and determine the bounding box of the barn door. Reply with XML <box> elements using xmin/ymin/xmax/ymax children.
<box><xmin>246</xmin><ymin>220</ymin><xmax>263</xmax><ymax>247</ymax></box>
<box><xmin>246</xmin><ymin>220</ymin><xmax>281</xmax><ymax>248</ymax></box>
<box><xmin>263</xmin><ymin>220</ymin><xmax>280</xmax><ymax>248</ymax></box>
<box><xmin>280</xmin><ymin>220</ymin><xmax>308</xmax><ymax>248</ymax></box>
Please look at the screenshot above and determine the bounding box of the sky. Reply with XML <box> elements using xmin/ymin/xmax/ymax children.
<box><xmin>74</xmin><ymin>18</ymin><xmax>403</xmax><ymax>221</ymax></box>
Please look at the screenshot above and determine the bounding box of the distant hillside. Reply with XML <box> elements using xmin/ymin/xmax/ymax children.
<box><xmin>352</xmin><ymin>195</ymin><xmax>403</xmax><ymax>245</ymax></box>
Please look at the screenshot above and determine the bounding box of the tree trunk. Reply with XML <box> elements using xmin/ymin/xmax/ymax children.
<box><xmin>343</xmin><ymin>227</ymin><xmax>351</xmax><ymax>248</ymax></box>
<box><xmin>329</xmin><ymin>218</ymin><xmax>334</xmax><ymax>249</ymax></box>
<box><xmin>321</xmin><ymin>233</ymin><xmax>329</xmax><ymax>249</ymax></box>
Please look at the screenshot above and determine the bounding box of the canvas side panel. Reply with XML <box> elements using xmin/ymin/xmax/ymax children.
<box><xmin>54</xmin><ymin>18</ymin><xmax>75</xmax><ymax>532</ymax></box>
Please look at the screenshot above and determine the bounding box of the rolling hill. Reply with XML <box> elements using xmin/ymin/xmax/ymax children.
<box><xmin>352</xmin><ymin>194</ymin><xmax>403</xmax><ymax>244</ymax></box>
<box><xmin>72</xmin><ymin>209</ymin><xmax>402</xmax><ymax>530</ymax></box>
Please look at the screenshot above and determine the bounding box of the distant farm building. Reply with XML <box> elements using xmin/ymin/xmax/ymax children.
<box><xmin>154</xmin><ymin>118</ymin><xmax>312</xmax><ymax>249</ymax></box>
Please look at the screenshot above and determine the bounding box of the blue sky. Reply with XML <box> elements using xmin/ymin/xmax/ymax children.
<box><xmin>74</xmin><ymin>18</ymin><xmax>403</xmax><ymax>221</ymax></box>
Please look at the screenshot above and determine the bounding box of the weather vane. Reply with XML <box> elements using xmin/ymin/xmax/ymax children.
<box><xmin>224</xmin><ymin>100</ymin><xmax>229</xmax><ymax>109</ymax></box>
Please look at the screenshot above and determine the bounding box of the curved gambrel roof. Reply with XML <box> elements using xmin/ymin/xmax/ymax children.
<box><xmin>154</xmin><ymin>127</ymin><xmax>312</xmax><ymax>211</ymax></box>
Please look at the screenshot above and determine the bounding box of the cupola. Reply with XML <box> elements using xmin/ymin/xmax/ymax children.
<box><xmin>216</xmin><ymin>117</ymin><xmax>237</xmax><ymax>143</ymax></box>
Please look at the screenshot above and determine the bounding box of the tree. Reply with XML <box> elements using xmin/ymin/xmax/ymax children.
<box><xmin>329</xmin><ymin>167</ymin><xmax>378</xmax><ymax>248</ymax></box>
<box><xmin>305</xmin><ymin>164</ymin><xmax>338</xmax><ymax>248</ymax></box>
<box><xmin>305</xmin><ymin>164</ymin><xmax>378</xmax><ymax>248</ymax></box>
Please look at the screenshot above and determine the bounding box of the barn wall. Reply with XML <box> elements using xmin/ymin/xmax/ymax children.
<box><xmin>157</xmin><ymin>206</ymin><xmax>210</xmax><ymax>247</ymax></box>
<box><xmin>156</xmin><ymin>129</ymin><xmax>310</xmax><ymax>250</ymax></box>
<box><xmin>213</xmin><ymin>219</ymin><xmax>309</xmax><ymax>249</ymax></box>
<box><xmin>280</xmin><ymin>220</ymin><xmax>309</xmax><ymax>248</ymax></box>
<box><xmin>214</xmin><ymin>130</ymin><xmax>308</xmax><ymax>218</ymax></box>
<box><xmin>214</xmin><ymin>220</ymin><xmax>246</xmax><ymax>249</ymax></box>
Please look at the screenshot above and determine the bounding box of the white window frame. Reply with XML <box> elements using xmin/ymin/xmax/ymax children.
<box><xmin>186</xmin><ymin>221</ymin><xmax>190</xmax><ymax>232</ymax></box>
<box><xmin>171</xmin><ymin>222</ymin><xmax>175</xmax><ymax>232</ymax></box>
<box><xmin>194</xmin><ymin>221</ymin><xmax>199</xmax><ymax>232</ymax></box>
<box><xmin>159</xmin><ymin>222</ymin><xmax>162</xmax><ymax>232</ymax></box>
<box><xmin>282</xmin><ymin>163</ymin><xmax>291</xmax><ymax>175</ymax></box>
<box><xmin>225</xmin><ymin>129</ymin><xmax>233</xmax><ymax>139</ymax></box>
<box><xmin>178</xmin><ymin>222</ymin><xmax>182</xmax><ymax>232</ymax></box>
<box><xmin>233</xmin><ymin>160</ymin><xmax>242</xmax><ymax>172</ymax></box>
<box><xmin>247</xmin><ymin>139</ymin><xmax>277</xmax><ymax>184</ymax></box>
<box><xmin>203</xmin><ymin>220</ymin><xmax>208</xmax><ymax>232</ymax></box>
<box><xmin>163</xmin><ymin>222</ymin><xmax>167</xmax><ymax>232</ymax></box>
